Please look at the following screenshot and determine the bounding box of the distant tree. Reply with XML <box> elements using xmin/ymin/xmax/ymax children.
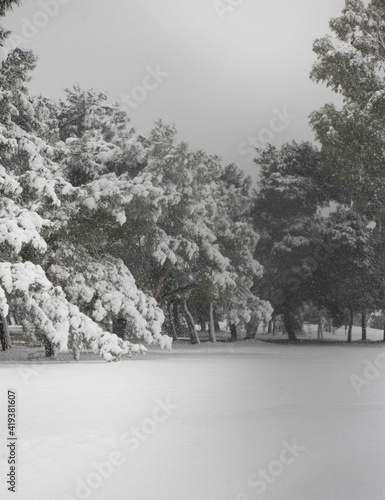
<box><xmin>253</xmin><ymin>142</ymin><xmax>328</xmax><ymax>340</ymax></box>
<box><xmin>308</xmin><ymin>208</ymin><xmax>383</xmax><ymax>342</ymax></box>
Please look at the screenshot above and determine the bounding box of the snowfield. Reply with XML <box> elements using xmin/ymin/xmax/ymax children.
<box><xmin>1</xmin><ymin>341</ymin><xmax>385</xmax><ymax>500</ymax></box>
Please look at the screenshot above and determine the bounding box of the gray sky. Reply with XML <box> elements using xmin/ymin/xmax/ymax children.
<box><xmin>4</xmin><ymin>0</ymin><xmax>345</xmax><ymax>179</ymax></box>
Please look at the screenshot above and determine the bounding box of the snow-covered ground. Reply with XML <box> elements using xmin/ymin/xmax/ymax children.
<box><xmin>1</xmin><ymin>340</ymin><xmax>385</xmax><ymax>500</ymax></box>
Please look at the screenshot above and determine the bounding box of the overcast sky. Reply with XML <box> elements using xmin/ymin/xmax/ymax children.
<box><xmin>4</xmin><ymin>0</ymin><xmax>345</xmax><ymax>179</ymax></box>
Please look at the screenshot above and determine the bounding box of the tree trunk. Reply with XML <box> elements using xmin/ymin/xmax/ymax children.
<box><xmin>283</xmin><ymin>310</ymin><xmax>297</xmax><ymax>341</ymax></box>
<box><xmin>317</xmin><ymin>316</ymin><xmax>323</xmax><ymax>340</ymax></box>
<box><xmin>73</xmin><ymin>347</ymin><xmax>80</xmax><ymax>361</ymax></box>
<box><xmin>347</xmin><ymin>309</ymin><xmax>354</xmax><ymax>343</ymax></box>
<box><xmin>208</xmin><ymin>302</ymin><xmax>217</xmax><ymax>343</ymax></box>
<box><xmin>383</xmin><ymin>322</ymin><xmax>385</xmax><ymax>342</ymax></box>
<box><xmin>361</xmin><ymin>311</ymin><xmax>367</xmax><ymax>341</ymax></box>
<box><xmin>44</xmin><ymin>338</ymin><xmax>55</xmax><ymax>357</ymax></box>
<box><xmin>169</xmin><ymin>303</ymin><xmax>178</xmax><ymax>341</ymax></box>
<box><xmin>244</xmin><ymin>321</ymin><xmax>258</xmax><ymax>340</ymax></box>
<box><xmin>0</xmin><ymin>314</ymin><xmax>12</xmax><ymax>351</ymax></box>
<box><xmin>268</xmin><ymin>319</ymin><xmax>272</xmax><ymax>334</ymax></box>
<box><xmin>112</xmin><ymin>317</ymin><xmax>127</xmax><ymax>339</ymax></box>
<box><xmin>230</xmin><ymin>323</ymin><xmax>238</xmax><ymax>342</ymax></box>
<box><xmin>183</xmin><ymin>300</ymin><xmax>200</xmax><ymax>344</ymax></box>
<box><xmin>173</xmin><ymin>302</ymin><xmax>183</xmax><ymax>338</ymax></box>
<box><xmin>213</xmin><ymin>310</ymin><xmax>220</xmax><ymax>333</ymax></box>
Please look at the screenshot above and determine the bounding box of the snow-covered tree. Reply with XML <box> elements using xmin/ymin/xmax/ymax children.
<box><xmin>308</xmin><ymin>0</ymin><xmax>385</xmax><ymax>340</ymax></box>
<box><xmin>308</xmin><ymin>208</ymin><xmax>384</xmax><ymax>342</ymax></box>
<box><xmin>0</xmin><ymin>0</ymin><xmax>20</xmax><ymax>17</ymax></box>
<box><xmin>115</xmin><ymin>122</ymin><xmax>269</xmax><ymax>342</ymax></box>
<box><xmin>0</xmin><ymin>2</ymin><xmax>269</xmax><ymax>353</ymax></box>
<box><xmin>254</xmin><ymin>141</ymin><xmax>385</xmax><ymax>342</ymax></box>
<box><xmin>310</xmin><ymin>0</ymin><xmax>385</xmax><ymax>220</ymax></box>
<box><xmin>0</xmin><ymin>24</ymin><xmax>170</xmax><ymax>358</ymax></box>
<box><xmin>253</xmin><ymin>142</ymin><xmax>328</xmax><ymax>339</ymax></box>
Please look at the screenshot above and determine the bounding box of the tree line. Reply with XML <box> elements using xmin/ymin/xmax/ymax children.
<box><xmin>1</xmin><ymin>0</ymin><xmax>384</xmax><ymax>359</ymax></box>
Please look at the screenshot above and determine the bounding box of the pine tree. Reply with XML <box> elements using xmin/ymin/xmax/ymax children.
<box><xmin>0</xmin><ymin>41</ymin><xmax>170</xmax><ymax>358</ymax></box>
<box><xmin>309</xmin><ymin>208</ymin><xmax>383</xmax><ymax>342</ymax></box>
<box><xmin>253</xmin><ymin>142</ymin><xmax>328</xmax><ymax>339</ymax></box>
<box><xmin>0</xmin><ymin>0</ymin><xmax>21</xmax><ymax>18</ymax></box>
